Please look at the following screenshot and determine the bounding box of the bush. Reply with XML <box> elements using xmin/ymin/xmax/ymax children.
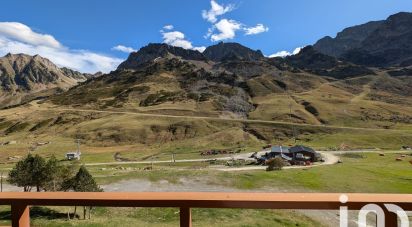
<box><xmin>5</xmin><ymin>122</ymin><xmax>30</xmax><ymax>134</ymax></box>
<box><xmin>29</xmin><ymin>118</ymin><xmax>54</xmax><ymax>131</ymax></box>
<box><xmin>266</xmin><ymin>157</ymin><xmax>285</xmax><ymax>171</ymax></box>
<box><xmin>139</xmin><ymin>91</ymin><xmax>182</xmax><ymax>106</ymax></box>
<box><xmin>187</xmin><ymin>92</ymin><xmax>200</xmax><ymax>100</ymax></box>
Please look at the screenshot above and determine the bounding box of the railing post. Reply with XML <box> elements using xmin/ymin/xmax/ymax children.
<box><xmin>11</xmin><ymin>203</ymin><xmax>30</xmax><ymax>227</ymax></box>
<box><xmin>384</xmin><ymin>209</ymin><xmax>398</xmax><ymax>227</ymax></box>
<box><xmin>180</xmin><ymin>207</ymin><xmax>191</xmax><ymax>227</ymax></box>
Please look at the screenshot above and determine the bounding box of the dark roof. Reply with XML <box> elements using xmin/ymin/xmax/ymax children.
<box><xmin>289</xmin><ymin>145</ymin><xmax>316</xmax><ymax>153</ymax></box>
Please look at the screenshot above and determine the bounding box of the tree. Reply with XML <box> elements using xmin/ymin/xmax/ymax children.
<box><xmin>8</xmin><ymin>154</ymin><xmax>49</xmax><ymax>191</ymax></box>
<box><xmin>43</xmin><ymin>156</ymin><xmax>76</xmax><ymax>192</ymax></box>
<box><xmin>67</xmin><ymin>166</ymin><xmax>102</xmax><ymax>192</ymax></box>
<box><xmin>63</xmin><ymin>166</ymin><xmax>102</xmax><ymax>219</ymax></box>
<box><xmin>9</xmin><ymin>154</ymin><xmax>75</xmax><ymax>192</ymax></box>
<box><xmin>266</xmin><ymin>157</ymin><xmax>286</xmax><ymax>171</ymax></box>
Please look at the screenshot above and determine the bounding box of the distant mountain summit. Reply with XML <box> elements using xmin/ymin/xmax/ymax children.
<box><xmin>118</xmin><ymin>42</ymin><xmax>266</xmax><ymax>70</ymax></box>
<box><xmin>117</xmin><ymin>43</ymin><xmax>207</xmax><ymax>70</ymax></box>
<box><xmin>314</xmin><ymin>12</ymin><xmax>412</xmax><ymax>67</ymax></box>
<box><xmin>0</xmin><ymin>53</ymin><xmax>90</xmax><ymax>107</ymax></box>
<box><xmin>203</xmin><ymin>42</ymin><xmax>264</xmax><ymax>62</ymax></box>
<box><xmin>313</xmin><ymin>21</ymin><xmax>384</xmax><ymax>57</ymax></box>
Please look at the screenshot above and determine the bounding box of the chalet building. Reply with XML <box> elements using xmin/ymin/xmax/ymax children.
<box><xmin>66</xmin><ymin>151</ymin><xmax>81</xmax><ymax>160</ymax></box>
<box><xmin>269</xmin><ymin>145</ymin><xmax>320</xmax><ymax>163</ymax></box>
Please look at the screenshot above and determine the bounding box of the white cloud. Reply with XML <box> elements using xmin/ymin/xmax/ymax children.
<box><xmin>161</xmin><ymin>29</ymin><xmax>206</xmax><ymax>52</ymax></box>
<box><xmin>244</xmin><ymin>24</ymin><xmax>269</xmax><ymax>35</ymax></box>
<box><xmin>0</xmin><ymin>22</ymin><xmax>61</xmax><ymax>48</ymax></box>
<box><xmin>0</xmin><ymin>22</ymin><xmax>122</xmax><ymax>73</ymax></box>
<box><xmin>163</xmin><ymin>25</ymin><xmax>174</xmax><ymax>30</ymax></box>
<box><xmin>268</xmin><ymin>47</ymin><xmax>303</xmax><ymax>58</ymax></box>
<box><xmin>210</xmin><ymin>19</ymin><xmax>242</xmax><ymax>42</ymax></box>
<box><xmin>202</xmin><ymin>0</ymin><xmax>234</xmax><ymax>23</ymax></box>
<box><xmin>111</xmin><ymin>45</ymin><xmax>136</xmax><ymax>53</ymax></box>
<box><xmin>202</xmin><ymin>1</ymin><xmax>268</xmax><ymax>41</ymax></box>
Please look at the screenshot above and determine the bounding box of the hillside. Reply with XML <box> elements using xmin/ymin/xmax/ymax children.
<box><xmin>37</xmin><ymin>42</ymin><xmax>412</xmax><ymax>153</ymax></box>
<box><xmin>50</xmin><ymin>42</ymin><xmax>412</xmax><ymax>123</ymax></box>
<box><xmin>0</xmin><ymin>53</ymin><xmax>91</xmax><ymax>107</ymax></box>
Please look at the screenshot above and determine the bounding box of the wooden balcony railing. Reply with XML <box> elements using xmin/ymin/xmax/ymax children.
<box><xmin>0</xmin><ymin>192</ymin><xmax>411</xmax><ymax>227</ymax></box>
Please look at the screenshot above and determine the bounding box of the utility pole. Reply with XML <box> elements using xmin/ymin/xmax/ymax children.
<box><xmin>1</xmin><ymin>172</ymin><xmax>3</xmax><ymax>192</ymax></box>
<box><xmin>76</xmin><ymin>139</ymin><xmax>81</xmax><ymax>160</ymax></box>
<box><xmin>76</xmin><ymin>139</ymin><xmax>81</xmax><ymax>153</ymax></box>
<box><xmin>289</xmin><ymin>102</ymin><xmax>297</xmax><ymax>144</ymax></box>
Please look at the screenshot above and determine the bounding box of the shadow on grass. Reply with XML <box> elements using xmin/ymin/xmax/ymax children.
<box><xmin>0</xmin><ymin>206</ymin><xmax>77</xmax><ymax>221</ymax></box>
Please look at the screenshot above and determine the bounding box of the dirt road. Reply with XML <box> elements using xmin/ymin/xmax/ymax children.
<box><xmin>86</xmin><ymin>150</ymin><xmax>340</xmax><ymax>172</ymax></box>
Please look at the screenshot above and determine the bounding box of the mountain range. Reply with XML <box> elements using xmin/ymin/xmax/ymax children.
<box><xmin>0</xmin><ymin>12</ymin><xmax>411</xmax><ymax>150</ymax></box>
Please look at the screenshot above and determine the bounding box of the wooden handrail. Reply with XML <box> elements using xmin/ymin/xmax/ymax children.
<box><xmin>0</xmin><ymin>192</ymin><xmax>411</xmax><ymax>227</ymax></box>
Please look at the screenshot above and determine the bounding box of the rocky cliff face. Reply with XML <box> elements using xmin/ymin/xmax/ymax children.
<box><xmin>313</xmin><ymin>21</ymin><xmax>383</xmax><ymax>57</ymax></box>
<box><xmin>314</xmin><ymin>12</ymin><xmax>412</xmax><ymax>67</ymax></box>
<box><xmin>342</xmin><ymin>12</ymin><xmax>412</xmax><ymax>67</ymax></box>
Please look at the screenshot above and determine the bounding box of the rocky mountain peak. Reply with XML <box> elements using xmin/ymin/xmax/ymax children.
<box><xmin>387</xmin><ymin>12</ymin><xmax>412</xmax><ymax>22</ymax></box>
<box><xmin>0</xmin><ymin>53</ymin><xmax>91</xmax><ymax>107</ymax></box>
<box><xmin>117</xmin><ymin>43</ymin><xmax>207</xmax><ymax>70</ymax></box>
<box><xmin>203</xmin><ymin>42</ymin><xmax>264</xmax><ymax>62</ymax></box>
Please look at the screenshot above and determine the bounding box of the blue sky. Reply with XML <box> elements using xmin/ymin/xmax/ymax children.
<box><xmin>0</xmin><ymin>0</ymin><xmax>412</xmax><ymax>72</ymax></box>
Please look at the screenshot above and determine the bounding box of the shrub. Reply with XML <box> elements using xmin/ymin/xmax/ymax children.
<box><xmin>5</xmin><ymin>122</ymin><xmax>30</xmax><ymax>134</ymax></box>
<box><xmin>139</xmin><ymin>91</ymin><xmax>183</xmax><ymax>106</ymax></box>
<box><xmin>266</xmin><ymin>157</ymin><xmax>285</xmax><ymax>171</ymax></box>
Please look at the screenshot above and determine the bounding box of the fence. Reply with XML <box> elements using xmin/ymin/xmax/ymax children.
<box><xmin>0</xmin><ymin>192</ymin><xmax>411</xmax><ymax>227</ymax></box>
